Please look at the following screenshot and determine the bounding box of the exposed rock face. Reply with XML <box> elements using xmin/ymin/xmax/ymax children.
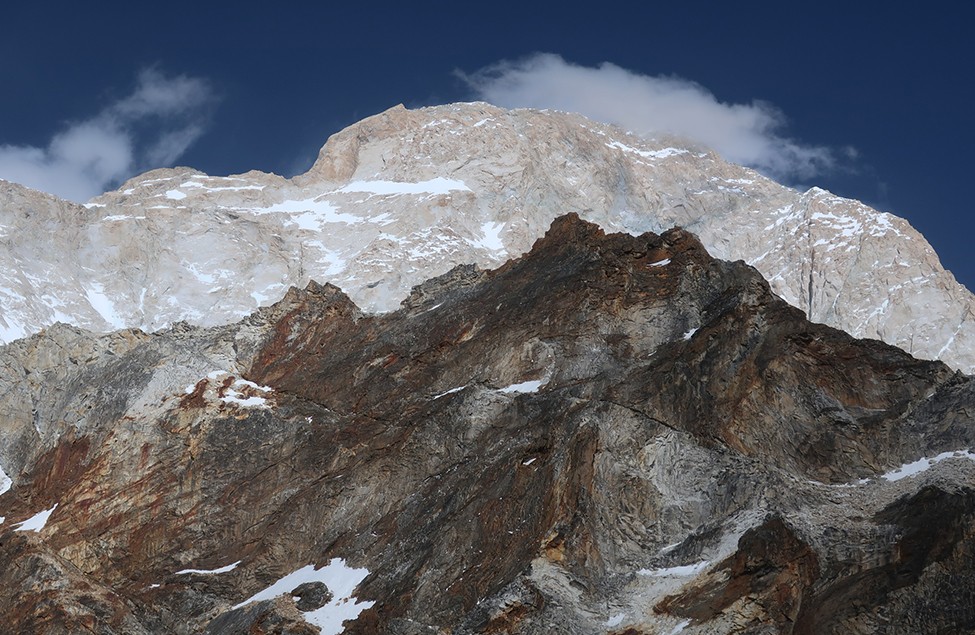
<box><xmin>2</xmin><ymin>215</ymin><xmax>974</xmax><ymax>634</ymax></box>
<box><xmin>2</xmin><ymin>103</ymin><xmax>975</xmax><ymax>371</ymax></box>
<box><xmin>292</xmin><ymin>582</ymin><xmax>333</xmax><ymax>611</ymax></box>
<box><xmin>655</xmin><ymin>515</ymin><xmax>821</xmax><ymax>630</ymax></box>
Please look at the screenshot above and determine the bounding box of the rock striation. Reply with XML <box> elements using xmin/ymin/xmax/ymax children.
<box><xmin>1</xmin><ymin>215</ymin><xmax>974</xmax><ymax>633</ymax></box>
<box><xmin>2</xmin><ymin>103</ymin><xmax>975</xmax><ymax>371</ymax></box>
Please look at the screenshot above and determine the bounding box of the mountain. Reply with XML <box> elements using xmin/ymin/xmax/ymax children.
<box><xmin>1</xmin><ymin>215</ymin><xmax>973</xmax><ymax>634</ymax></box>
<box><xmin>2</xmin><ymin>102</ymin><xmax>975</xmax><ymax>373</ymax></box>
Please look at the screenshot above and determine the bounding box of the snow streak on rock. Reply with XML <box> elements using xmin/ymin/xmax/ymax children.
<box><xmin>13</xmin><ymin>503</ymin><xmax>57</xmax><ymax>533</ymax></box>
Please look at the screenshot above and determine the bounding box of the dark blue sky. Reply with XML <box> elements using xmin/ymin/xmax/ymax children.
<box><xmin>2</xmin><ymin>3</ymin><xmax>972</xmax><ymax>290</ymax></box>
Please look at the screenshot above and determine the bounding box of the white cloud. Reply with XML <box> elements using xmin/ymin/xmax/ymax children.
<box><xmin>460</xmin><ymin>53</ymin><xmax>837</xmax><ymax>182</ymax></box>
<box><xmin>111</xmin><ymin>69</ymin><xmax>213</xmax><ymax>119</ymax></box>
<box><xmin>0</xmin><ymin>69</ymin><xmax>215</xmax><ymax>202</ymax></box>
<box><xmin>145</xmin><ymin>123</ymin><xmax>206</xmax><ymax>167</ymax></box>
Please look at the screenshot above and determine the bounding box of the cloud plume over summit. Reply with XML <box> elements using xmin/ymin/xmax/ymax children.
<box><xmin>462</xmin><ymin>53</ymin><xmax>837</xmax><ymax>182</ymax></box>
<box><xmin>0</xmin><ymin>69</ymin><xmax>216</xmax><ymax>202</ymax></box>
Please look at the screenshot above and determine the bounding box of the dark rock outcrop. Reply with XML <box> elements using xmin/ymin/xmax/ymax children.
<box><xmin>1</xmin><ymin>214</ymin><xmax>974</xmax><ymax>634</ymax></box>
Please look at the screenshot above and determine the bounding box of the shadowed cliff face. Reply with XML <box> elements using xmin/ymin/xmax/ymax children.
<box><xmin>1</xmin><ymin>214</ymin><xmax>974</xmax><ymax>634</ymax></box>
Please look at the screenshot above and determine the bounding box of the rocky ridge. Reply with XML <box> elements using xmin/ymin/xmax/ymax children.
<box><xmin>1</xmin><ymin>215</ymin><xmax>974</xmax><ymax>633</ymax></box>
<box><xmin>2</xmin><ymin>102</ymin><xmax>974</xmax><ymax>371</ymax></box>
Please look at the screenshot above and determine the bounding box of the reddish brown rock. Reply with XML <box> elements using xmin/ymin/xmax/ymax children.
<box><xmin>1</xmin><ymin>215</ymin><xmax>974</xmax><ymax>634</ymax></box>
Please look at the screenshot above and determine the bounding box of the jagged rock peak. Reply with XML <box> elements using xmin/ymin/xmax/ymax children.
<box><xmin>3</xmin><ymin>214</ymin><xmax>974</xmax><ymax>633</ymax></box>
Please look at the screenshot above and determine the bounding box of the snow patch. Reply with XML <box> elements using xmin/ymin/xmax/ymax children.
<box><xmin>810</xmin><ymin>211</ymin><xmax>862</xmax><ymax>244</ymax></box>
<box><xmin>232</xmin><ymin>559</ymin><xmax>374</xmax><ymax>634</ymax></box>
<box><xmin>868</xmin><ymin>211</ymin><xmax>905</xmax><ymax>238</ymax></box>
<box><xmin>669</xmin><ymin>620</ymin><xmax>691</xmax><ymax>634</ymax></box>
<box><xmin>882</xmin><ymin>449</ymin><xmax>975</xmax><ymax>481</ymax></box>
<box><xmin>232</xmin><ymin>378</ymin><xmax>273</xmax><ymax>393</ymax></box>
<box><xmin>682</xmin><ymin>328</ymin><xmax>698</xmax><ymax>340</ymax></box>
<box><xmin>13</xmin><ymin>503</ymin><xmax>58</xmax><ymax>533</ymax></box>
<box><xmin>825</xmin><ymin>477</ymin><xmax>871</xmax><ymax>489</ymax></box>
<box><xmin>498</xmin><ymin>378</ymin><xmax>547</xmax><ymax>394</ymax></box>
<box><xmin>936</xmin><ymin>323</ymin><xmax>963</xmax><ymax>359</ymax></box>
<box><xmin>0</xmin><ymin>314</ymin><xmax>27</xmax><ymax>343</ymax></box>
<box><xmin>304</xmin><ymin>240</ymin><xmax>347</xmax><ymax>277</ymax></box>
<box><xmin>605</xmin><ymin>613</ymin><xmax>626</xmax><ymax>628</ymax></box>
<box><xmin>433</xmin><ymin>386</ymin><xmax>466</xmax><ymax>399</ymax></box>
<box><xmin>605</xmin><ymin>141</ymin><xmax>688</xmax><ymax>159</ymax></box>
<box><xmin>184</xmin><ymin>262</ymin><xmax>218</xmax><ymax>284</ymax></box>
<box><xmin>85</xmin><ymin>282</ymin><xmax>126</xmax><ymax>329</ymax></box>
<box><xmin>0</xmin><ymin>462</ymin><xmax>11</xmax><ymax>495</ymax></box>
<box><xmin>253</xmin><ymin>199</ymin><xmax>361</xmax><ymax>227</ymax></box>
<box><xmin>185</xmin><ymin>372</ymin><xmax>273</xmax><ymax>409</ymax></box>
<box><xmin>638</xmin><ymin>560</ymin><xmax>710</xmax><ymax>577</ymax></box>
<box><xmin>138</xmin><ymin>176</ymin><xmax>178</xmax><ymax>184</ymax></box>
<box><xmin>179</xmin><ymin>180</ymin><xmax>264</xmax><ymax>192</ymax></box>
<box><xmin>175</xmin><ymin>560</ymin><xmax>240</xmax><ymax>576</ymax></box>
<box><xmin>649</xmin><ymin>258</ymin><xmax>671</xmax><ymax>267</ymax></box>
<box><xmin>221</xmin><ymin>391</ymin><xmax>267</xmax><ymax>408</ymax></box>
<box><xmin>221</xmin><ymin>376</ymin><xmax>273</xmax><ymax>409</ymax></box>
<box><xmin>470</xmin><ymin>221</ymin><xmax>506</xmax><ymax>252</ymax></box>
<box><xmin>421</xmin><ymin>119</ymin><xmax>451</xmax><ymax>129</ymax></box>
<box><xmin>336</xmin><ymin>177</ymin><xmax>471</xmax><ymax>196</ymax></box>
<box><xmin>165</xmin><ymin>189</ymin><xmax>187</xmax><ymax>200</ymax></box>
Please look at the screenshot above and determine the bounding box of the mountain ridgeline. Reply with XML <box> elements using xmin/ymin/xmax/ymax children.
<box><xmin>1</xmin><ymin>102</ymin><xmax>974</xmax><ymax>373</ymax></box>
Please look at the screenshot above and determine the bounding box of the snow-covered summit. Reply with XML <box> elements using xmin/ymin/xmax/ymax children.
<box><xmin>1</xmin><ymin>102</ymin><xmax>974</xmax><ymax>371</ymax></box>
